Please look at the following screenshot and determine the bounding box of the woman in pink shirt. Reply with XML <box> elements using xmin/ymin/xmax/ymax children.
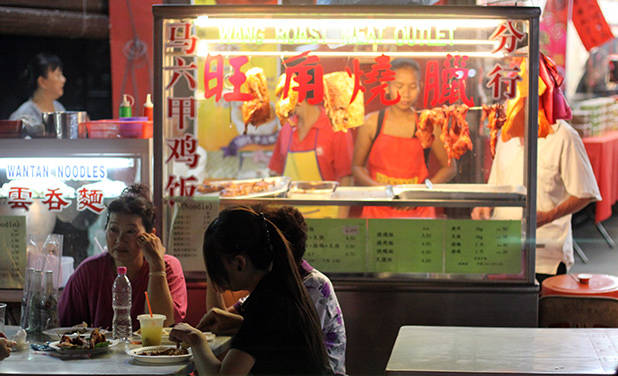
<box><xmin>58</xmin><ymin>184</ymin><xmax>187</xmax><ymax>330</ymax></box>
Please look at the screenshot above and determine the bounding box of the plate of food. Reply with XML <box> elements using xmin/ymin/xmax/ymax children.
<box><xmin>43</xmin><ymin>324</ymin><xmax>109</xmax><ymax>339</ymax></box>
<box><xmin>127</xmin><ymin>345</ymin><xmax>192</xmax><ymax>364</ymax></box>
<box><xmin>197</xmin><ymin>176</ymin><xmax>291</xmax><ymax>199</ymax></box>
<box><xmin>48</xmin><ymin>328</ymin><xmax>117</xmax><ymax>355</ymax></box>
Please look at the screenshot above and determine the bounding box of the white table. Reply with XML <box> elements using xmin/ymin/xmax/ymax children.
<box><xmin>1</xmin><ymin>326</ymin><xmax>231</xmax><ymax>376</ymax></box>
<box><xmin>386</xmin><ymin>326</ymin><xmax>618</xmax><ymax>375</ymax></box>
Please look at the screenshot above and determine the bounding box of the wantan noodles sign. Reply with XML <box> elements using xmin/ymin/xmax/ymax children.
<box><xmin>4</xmin><ymin>161</ymin><xmax>107</xmax><ymax>181</ymax></box>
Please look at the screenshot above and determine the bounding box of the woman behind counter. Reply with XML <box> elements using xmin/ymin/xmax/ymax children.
<box><xmin>352</xmin><ymin>58</ymin><xmax>456</xmax><ymax>218</ymax></box>
<box><xmin>170</xmin><ymin>206</ymin><xmax>331</xmax><ymax>375</ymax></box>
<box><xmin>58</xmin><ymin>184</ymin><xmax>187</xmax><ymax>329</ymax></box>
<box><xmin>10</xmin><ymin>53</ymin><xmax>66</xmax><ymax>136</ymax></box>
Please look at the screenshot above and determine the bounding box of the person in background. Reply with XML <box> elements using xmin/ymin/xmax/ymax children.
<box><xmin>352</xmin><ymin>58</ymin><xmax>456</xmax><ymax>218</ymax></box>
<box><xmin>170</xmin><ymin>206</ymin><xmax>331</xmax><ymax>375</ymax></box>
<box><xmin>200</xmin><ymin>205</ymin><xmax>347</xmax><ymax>375</ymax></box>
<box><xmin>58</xmin><ymin>184</ymin><xmax>187</xmax><ymax>329</ymax></box>
<box><xmin>471</xmin><ymin>119</ymin><xmax>601</xmax><ymax>283</ymax></box>
<box><xmin>9</xmin><ymin>53</ymin><xmax>66</xmax><ymax>136</ymax></box>
<box><xmin>268</xmin><ymin>73</ymin><xmax>354</xmax><ymax>218</ymax></box>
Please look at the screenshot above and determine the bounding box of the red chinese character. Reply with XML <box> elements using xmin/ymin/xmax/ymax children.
<box><xmin>490</xmin><ymin>21</ymin><xmax>525</xmax><ymax>54</ymax></box>
<box><xmin>204</xmin><ymin>54</ymin><xmax>224</xmax><ymax>101</ymax></box>
<box><xmin>166</xmin><ymin>134</ymin><xmax>200</xmax><ymax>168</ymax></box>
<box><xmin>166</xmin><ymin>22</ymin><xmax>197</xmax><ymax>54</ymax></box>
<box><xmin>165</xmin><ymin>175</ymin><xmax>198</xmax><ymax>205</ymax></box>
<box><xmin>223</xmin><ymin>56</ymin><xmax>254</xmax><ymax>102</ymax></box>
<box><xmin>283</xmin><ymin>51</ymin><xmax>324</xmax><ymax>105</ymax></box>
<box><xmin>42</xmin><ymin>188</ymin><xmax>71</xmax><ymax>212</ymax></box>
<box><xmin>165</xmin><ymin>57</ymin><xmax>198</xmax><ymax>90</ymax></box>
<box><xmin>423</xmin><ymin>55</ymin><xmax>474</xmax><ymax>108</ymax></box>
<box><xmin>363</xmin><ymin>54</ymin><xmax>399</xmax><ymax>106</ymax></box>
<box><xmin>345</xmin><ymin>58</ymin><xmax>365</xmax><ymax>104</ymax></box>
<box><xmin>167</xmin><ymin>97</ymin><xmax>196</xmax><ymax>131</ymax></box>
<box><xmin>8</xmin><ymin>187</ymin><xmax>32</xmax><ymax>211</ymax></box>
<box><xmin>486</xmin><ymin>64</ymin><xmax>521</xmax><ymax>100</ymax></box>
<box><xmin>76</xmin><ymin>187</ymin><xmax>105</xmax><ymax>214</ymax></box>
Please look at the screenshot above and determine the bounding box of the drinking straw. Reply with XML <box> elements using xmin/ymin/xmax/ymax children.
<box><xmin>144</xmin><ymin>291</ymin><xmax>153</xmax><ymax>317</ymax></box>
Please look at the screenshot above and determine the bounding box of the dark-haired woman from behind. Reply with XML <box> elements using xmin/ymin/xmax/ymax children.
<box><xmin>58</xmin><ymin>184</ymin><xmax>187</xmax><ymax>329</ymax></box>
<box><xmin>170</xmin><ymin>206</ymin><xmax>332</xmax><ymax>376</ymax></box>
<box><xmin>10</xmin><ymin>53</ymin><xmax>66</xmax><ymax>136</ymax></box>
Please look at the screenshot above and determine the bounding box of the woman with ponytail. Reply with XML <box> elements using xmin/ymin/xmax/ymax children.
<box><xmin>170</xmin><ymin>206</ymin><xmax>331</xmax><ymax>375</ymax></box>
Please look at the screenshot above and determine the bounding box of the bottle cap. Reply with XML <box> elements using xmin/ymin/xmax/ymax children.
<box><xmin>120</xmin><ymin>94</ymin><xmax>134</xmax><ymax>107</ymax></box>
<box><xmin>144</xmin><ymin>94</ymin><xmax>153</xmax><ymax>108</ymax></box>
<box><xmin>117</xmin><ymin>266</ymin><xmax>127</xmax><ymax>275</ymax></box>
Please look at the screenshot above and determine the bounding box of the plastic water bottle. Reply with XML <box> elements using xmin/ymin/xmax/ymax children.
<box><xmin>112</xmin><ymin>266</ymin><xmax>132</xmax><ymax>341</ymax></box>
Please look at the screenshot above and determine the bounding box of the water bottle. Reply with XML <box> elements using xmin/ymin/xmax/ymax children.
<box><xmin>40</xmin><ymin>270</ymin><xmax>58</xmax><ymax>330</ymax></box>
<box><xmin>112</xmin><ymin>266</ymin><xmax>132</xmax><ymax>341</ymax></box>
<box><xmin>20</xmin><ymin>268</ymin><xmax>34</xmax><ymax>329</ymax></box>
<box><xmin>26</xmin><ymin>270</ymin><xmax>42</xmax><ymax>334</ymax></box>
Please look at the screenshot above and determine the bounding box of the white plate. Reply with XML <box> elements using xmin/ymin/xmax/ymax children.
<box><xmin>48</xmin><ymin>339</ymin><xmax>119</xmax><ymax>355</ymax></box>
<box><xmin>43</xmin><ymin>327</ymin><xmax>109</xmax><ymax>339</ymax></box>
<box><xmin>128</xmin><ymin>345</ymin><xmax>192</xmax><ymax>364</ymax></box>
<box><xmin>197</xmin><ymin>176</ymin><xmax>291</xmax><ymax>199</ymax></box>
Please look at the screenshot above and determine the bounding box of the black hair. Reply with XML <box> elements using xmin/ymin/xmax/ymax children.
<box><xmin>203</xmin><ymin>206</ymin><xmax>329</xmax><ymax>371</ymax></box>
<box><xmin>105</xmin><ymin>184</ymin><xmax>155</xmax><ymax>233</ymax></box>
<box><xmin>24</xmin><ymin>53</ymin><xmax>63</xmax><ymax>93</ymax></box>
<box><xmin>252</xmin><ymin>204</ymin><xmax>307</xmax><ymax>265</ymax></box>
<box><xmin>390</xmin><ymin>58</ymin><xmax>421</xmax><ymax>75</ymax></box>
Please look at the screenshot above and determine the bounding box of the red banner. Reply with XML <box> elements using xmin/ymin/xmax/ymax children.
<box><xmin>572</xmin><ymin>0</ymin><xmax>614</xmax><ymax>51</ymax></box>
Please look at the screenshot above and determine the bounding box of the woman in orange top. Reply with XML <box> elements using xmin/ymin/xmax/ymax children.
<box><xmin>352</xmin><ymin>58</ymin><xmax>456</xmax><ymax>218</ymax></box>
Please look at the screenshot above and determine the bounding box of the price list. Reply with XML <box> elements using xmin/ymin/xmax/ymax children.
<box><xmin>168</xmin><ymin>196</ymin><xmax>219</xmax><ymax>272</ymax></box>
<box><xmin>368</xmin><ymin>219</ymin><xmax>442</xmax><ymax>273</ymax></box>
<box><xmin>305</xmin><ymin>219</ymin><xmax>366</xmax><ymax>273</ymax></box>
<box><xmin>444</xmin><ymin>219</ymin><xmax>521</xmax><ymax>274</ymax></box>
<box><xmin>0</xmin><ymin>215</ymin><xmax>26</xmax><ymax>288</ymax></box>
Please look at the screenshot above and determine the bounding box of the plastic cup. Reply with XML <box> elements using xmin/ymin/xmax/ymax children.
<box><xmin>0</xmin><ymin>303</ymin><xmax>6</xmax><ymax>333</ymax></box>
<box><xmin>137</xmin><ymin>314</ymin><xmax>166</xmax><ymax>346</ymax></box>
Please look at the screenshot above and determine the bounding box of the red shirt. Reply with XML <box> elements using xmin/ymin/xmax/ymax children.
<box><xmin>269</xmin><ymin>108</ymin><xmax>353</xmax><ymax>181</ymax></box>
<box><xmin>58</xmin><ymin>252</ymin><xmax>187</xmax><ymax>330</ymax></box>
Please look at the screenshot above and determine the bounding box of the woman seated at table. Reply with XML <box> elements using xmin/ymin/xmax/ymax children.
<box><xmin>58</xmin><ymin>184</ymin><xmax>187</xmax><ymax>329</ymax></box>
<box><xmin>170</xmin><ymin>206</ymin><xmax>331</xmax><ymax>375</ymax></box>
<box><xmin>200</xmin><ymin>205</ymin><xmax>347</xmax><ymax>375</ymax></box>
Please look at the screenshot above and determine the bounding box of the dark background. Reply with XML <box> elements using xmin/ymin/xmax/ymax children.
<box><xmin>0</xmin><ymin>35</ymin><xmax>112</xmax><ymax>120</ymax></box>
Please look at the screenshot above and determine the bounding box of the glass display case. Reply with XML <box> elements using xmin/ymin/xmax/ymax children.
<box><xmin>153</xmin><ymin>5</ymin><xmax>540</xmax><ymax>373</ymax></box>
<box><xmin>0</xmin><ymin>138</ymin><xmax>152</xmax><ymax>288</ymax></box>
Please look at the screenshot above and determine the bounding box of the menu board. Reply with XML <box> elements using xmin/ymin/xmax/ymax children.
<box><xmin>368</xmin><ymin>219</ymin><xmax>443</xmax><ymax>273</ymax></box>
<box><xmin>168</xmin><ymin>196</ymin><xmax>219</xmax><ymax>273</ymax></box>
<box><xmin>444</xmin><ymin>220</ymin><xmax>521</xmax><ymax>274</ymax></box>
<box><xmin>0</xmin><ymin>215</ymin><xmax>26</xmax><ymax>288</ymax></box>
<box><xmin>305</xmin><ymin>219</ymin><xmax>366</xmax><ymax>273</ymax></box>
<box><xmin>304</xmin><ymin>218</ymin><xmax>522</xmax><ymax>275</ymax></box>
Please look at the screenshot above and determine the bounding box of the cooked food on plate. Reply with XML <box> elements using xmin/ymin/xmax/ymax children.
<box><xmin>57</xmin><ymin>328</ymin><xmax>108</xmax><ymax>350</ymax></box>
<box><xmin>138</xmin><ymin>347</ymin><xmax>189</xmax><ymax>356</ymax></box>
<box><xmin>197</xmin><ymin>179</ymin><xmax>278</xmax><ymax>197</ymax></box>
<box><xmin>241</xmin><ymin>67</ymin><xmax>273</xmax><ymax>134</ymax></box>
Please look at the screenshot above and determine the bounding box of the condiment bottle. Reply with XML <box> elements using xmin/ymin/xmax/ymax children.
<box><xmin>143</xmin><ymin>94</ymin><xmax>153</xmax><ymax>122</ymax></box>
<box><xmin>119</xmin><ymin>94</ymin><xmax>133</xmax><ymax>118</ymax></box>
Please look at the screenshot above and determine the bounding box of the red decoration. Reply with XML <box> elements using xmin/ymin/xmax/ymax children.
<box><xmin>364</xmin><ymin>55</ymin><xmax>399</xmax><ymax>106</ymax></box>
<box><xmin>76</xmin><ymin>187</ymin><xmax>105</xmax><ymax>214</ymax></box>
<box><xmin>42</xmin><ymin>188</ymin><xmax>71</xmax><ymax>212</ymax></box>
<box><xmin>204</xmin><ymin>54</ymin><xmax>225</xmax><ymax>101</ymax></box>
<box><xmin>223</xmin><ymin>56</ymin><xmax>255</xmax><ymax>102</ymax></box>
<box><xmin>283</xmin><ymin>51</ymin><xmax>324</xmax><ymax>105</ymax></box>
<box><xmin>166</xmin><ymin>134</ymin><xmax>200</xmax><ymax>168</ymax></box>
<box><xmin>572</xmin><ymin>0</ymin><xmax>614</xmax><ymax>51</ymax></box>
<box><xmin>7</xmin><ymin>187</ymin><xmax>32</xmax><ymax>211</ymax></box>
<box><xmin>423</xmin><ymin>55</ymin><xmax>474</xmax><ymax>108</ymax></box>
